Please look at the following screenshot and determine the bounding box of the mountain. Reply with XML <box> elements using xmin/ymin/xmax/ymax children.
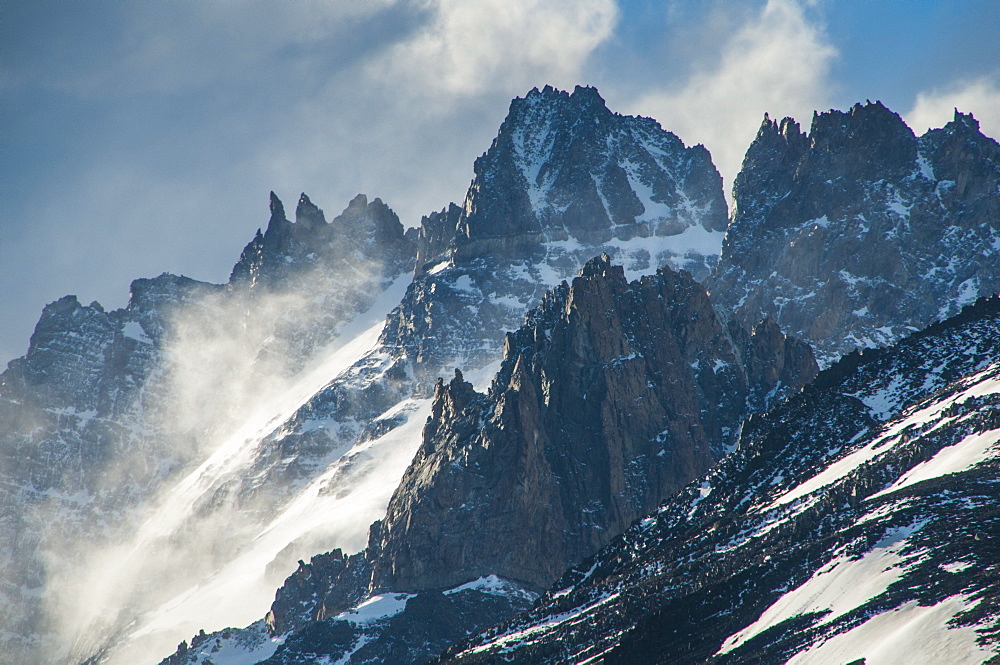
<box><xmin>5</xmin><ymin>86</ymin><xmax>1000</xmax><ymax>665</ymax></box>
<box><xmin>158</xmin><ymin>98</ymin><xmax>1000</xmax><ymax>665</ymax></box>
<box><xmin>0</xmin><ymin>85</ymin><xmax>730</xmax><ymax>665</ymax></box>
<box><xmin>711</xmin><ymin>103</ymin><xmax>1000</xmax><ymax>366</ymax></box>
<box><xmin>0</xmin><ymin>193</ymin><xmax>417</xmax><ymax>665</ymax></box>
<box><xmin>447</xmin><ymin>84</ymin><xmax>727</xmax><ymax>275</ymax></box>
<box><xmin>439</xmin><ymin>295</ymin><xmax>1000</xmax><ymax>664</ymax></box>
<box><xmin>388</xmin><ymin>84</ymin><xmax>727</xmax><ymax>379</ymax></box>
<box><xmin>160</xmin><ymin>254</ymin><xmax>815</xmax><ymax>665</ymax></box>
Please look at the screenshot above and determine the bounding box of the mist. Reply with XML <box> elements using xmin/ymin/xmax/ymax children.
<box><xmin>32</xmin><ymin>246</ymin><xmax>419</xmax><ymax>664</ymax></box>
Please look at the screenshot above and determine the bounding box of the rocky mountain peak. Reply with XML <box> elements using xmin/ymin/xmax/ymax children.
<box><xmin>713</xmin><ymin>100</ymin><xmax>1000</xmax><ymax>365</ymax></box>
<box><xmin>368</xmin><ymin>258</ymin><xmax>815</xmax><ymax>594</ymax></box>
<box><xmin>424</xmin><ymin>369</ymin><xmax>478</xmax><ymax>444</ymax></box>
<box><xmin>923</xmin><ymin>109</ymin><xmax>1000</xmax><ymax>200</ymax></box>
<box><xmin>332</xmin><ymin>193</ymin><xmax>408</xmax><ymax>250</ymax></box>
<box><xmin>578</xmin><ymin>251</ymin><xmax>619</xmax><ymax>279</ymax></box>
<box><xmin>415</xmin><ymin>203</ymin><xmax>462</xmax><ymax>274</ymax></box>
<box><xmin>231</xmin><ymin>191</ymin><xmax>414</xmax><ymax>288</ymax></box>
<box><xmin>295</xmin><ymin>192</ymin><xmax>327</xmax><ymax>229</ymax></box>
<box><xmin>515</xmin><ymin>84</ymin><xmax>610</xmax><ymax>121</ymax></box>
<box><xmin>447</xmin><ymin>85</ymin><xmax>726</xmax><ymax>280</ymax></box>
<box><xmin>808</xmin><ymin>100</ymin><xmax>917</xmax><ymax>180</ymax></box>
<box><xmin>268</xmin><ymin>190</ymin><xmax>286</xmax><ymax>224</ymax></box>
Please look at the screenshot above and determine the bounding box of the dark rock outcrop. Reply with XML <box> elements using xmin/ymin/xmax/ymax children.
<box><xmin>415</xmin><ymin>203</ymin><xmax>462</xmax><ymax>274</ymax></box>
<box><xmin>712</xmin><ymin>103</ymin><xmax>1000</xmax><ymax>365</ymax></box>
<box><xmin>441</xmin><ymin>295</ymin><xmax>1000</xmax><ymax>664</ymax></box>
<box><xmin>264</xmin><ymin>550</ymin><xmax>372</xmax><ymax>637</ymax></box>
<box><xmin>370</xmin><ymin>255</ymin><xmax>815</xmax><ymax>593</ymax></box>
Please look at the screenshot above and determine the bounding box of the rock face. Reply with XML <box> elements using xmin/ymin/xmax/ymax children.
<box><xmin>441</xmin><ymin>296</ymin><xmax>1000</xmax><ymax>664</ymax></box>
<box><xmin>451</xmin><ymin>85</ymin><xmax>727</xmax><ymax>277</ymax></box>
<box><xmin>264</xmin><ymin>550</ymin><xmax>372</xmax><ymax>637</ymax></box>
<box><xmin>711</xmin><ymin>103</ymin><xmax>1000</xmax><ymax>366</ymax></box>
<box><xmin>386</xmin><ymin>85</ymin><xmax>728</xmax><ymax>379</ymax></box>
<box><xmin>231</xmin><ymin>256</ymin><xmax>815</xmax><ymax>665</ymax></box>
<box><xmin>371</xmin><ymin>255</ymin><xmax>815</xmax><ymax>593</ymax></box>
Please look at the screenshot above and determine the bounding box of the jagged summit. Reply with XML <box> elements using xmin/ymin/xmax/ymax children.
<box><xmin>456</xmin><ymin>84</ymin><xmax>726</xmax><ymax>256</ymax></box>
<box><xmin>713</xmin><ymin>99</ymin><xmax>1000</xmax><ymax>365</ymax></box>
<box><xmin>295</xmin><ymin>192</ymin><xmax>326</xmax><ymax>228</ymax></box>
<box><xmin>415</xmin><ymin>84</ymin><xmax>727</xmax><ymax>281</ymax></box>
<box><xmin>268</xmin><ymin>190</ymin><xmax>286</xmax><ymax>223</ymax></box>
<box><xmin>231</xmin><ymin>191</ymin><xmax>414</xmax><ymax>288</ymax></box>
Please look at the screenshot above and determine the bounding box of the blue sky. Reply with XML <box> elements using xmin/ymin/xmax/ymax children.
<box><xmin>3</xmin><ymin>0</ymin><xmax>1000</xmax><ymax>364</ymax></box>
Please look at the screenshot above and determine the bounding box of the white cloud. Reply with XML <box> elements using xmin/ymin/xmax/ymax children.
<box><xmin>0</xmin><ymin>0</ymin><xmax>620</xmax><ymax>369</ymax></box>
<box><xmin>371</xmin><ymin>0</ymin><xmax>618</xmax><ymax>101</ymax></box>
<box><xmin>255</xmin><ymin>0</ymin><xmax>620</xmax><ymax>227</ymax></box>
<box><xmin>906</xmin><ymin>77</ymin><xmax>1000</xmax><ymax>139</ymax></box>
<box><xmin>625</xmin><ymin>0</ymin><xmax>837</xmax><ymax>200</ymax></box>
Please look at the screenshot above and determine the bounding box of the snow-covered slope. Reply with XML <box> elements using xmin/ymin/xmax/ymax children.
<box><xmin>440</xmin><ymin>296</ymin><xmax>1000</xmax><ymax>664</ymax></box>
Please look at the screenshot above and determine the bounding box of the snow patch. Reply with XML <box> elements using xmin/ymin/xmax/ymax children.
<box><xmin>720</xmin><ymin>523</ymin><xmax>925</xmax><ymax>654</ymax></box>
<box><xmin>785</xmin><ymin>595</ymin><xmax>991</xmax><ymax>665</ymax></box>
<box><xmin>870</xmin><ymin>427</ymin><xmax>1000</xmax><ymax>500</ymax></box>
<box><xmin>451</xmin><ymin>274</ymin><xmax>478</xmax><ymax>294</ymax></box>
<box><xmin>852</xmin><ymin>373</ymin><xmax>906</xmax><ymax>421</ymax></box>
<box><xmin>171</xmin><ymin>621</ymin><xmax>282</xmax><ymax>665</ymax></box>
<box><xmin>764</xmin><ymin>365</ymin><xmax>1000</xmax><ymax>512</ymax></box>
<box><xmin>443</xmin><ymin>575</ymin><xmax>537</xmax><ymax>603</ymax></box>
<box><xmin>461</xmin><ymin>592</ymin><xmax>621</xmax><ymax>656</ymax></box>
<box><xmin>336</xmin><ymin>593</ymin><xmax>414</xmax><ymax>625</ymax></box>
<box><xmin>122</xmin><ymin>321</ymin><xmax>151</xmax><ymax>343</ymax></box>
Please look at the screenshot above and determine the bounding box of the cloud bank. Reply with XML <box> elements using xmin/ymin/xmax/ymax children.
<box><xmin>1</xmin><ymin>0</ymin><xmax>619</xmax><ymax>367</ymax></box>
<box><xmin>626</xmin><ymin>0</ymin><xmax>837</xmax><ymax>200</ymax></box>
<box><xmin>906</xmin><ymin>77</ymin><xmax>1000</xmax><ymax>139</ymax></box>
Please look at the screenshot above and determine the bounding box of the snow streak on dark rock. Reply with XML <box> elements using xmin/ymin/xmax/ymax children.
<box><xmin>712</xmin><ymin>104</ymin><xmax>1000</xmax><ymax>366</ymax></box>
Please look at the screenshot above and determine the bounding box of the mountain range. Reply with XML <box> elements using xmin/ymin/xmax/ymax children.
<box><xmin>2</xmin><ymin>84</ymin><xmax>999</xmax><ymax>665</ymax></box>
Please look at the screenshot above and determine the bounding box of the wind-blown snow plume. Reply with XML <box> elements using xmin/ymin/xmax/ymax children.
<box><xmin>33</xmin><ymin>254</ymin><xmax>412</xmax><ymax>664</ymax></box>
